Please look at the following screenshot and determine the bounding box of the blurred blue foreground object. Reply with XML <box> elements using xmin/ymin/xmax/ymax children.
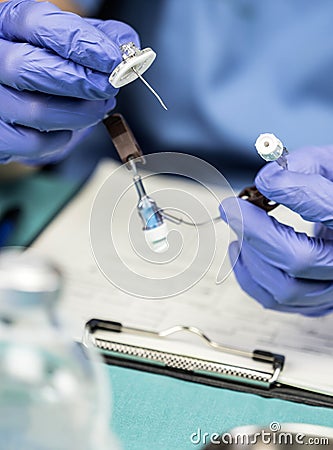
<box><xmin>0</xmin><ymin>250</ymin><xmax>118</xmax><ymax>449</ymax></box>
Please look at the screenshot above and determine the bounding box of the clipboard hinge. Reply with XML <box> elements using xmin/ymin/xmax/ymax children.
<box><xmin>83</xmin><ymin>319</ymin><xmax>285</xmax><ymax>390</ymax></box>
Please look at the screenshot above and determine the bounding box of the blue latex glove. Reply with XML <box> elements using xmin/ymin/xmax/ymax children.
<box><xmin>0</xmin><ymin>0</ymin><xmax>139</xmax><ymax>163</ymax></box>
<box><xmin>220</xmin><ymin>146</ymin><xmax>333</xmax><ymax>317</ymax></box>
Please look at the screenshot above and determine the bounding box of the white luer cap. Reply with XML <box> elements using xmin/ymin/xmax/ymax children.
<box><xmin>255</xmin><ymin>133</ymin><xmax>284</xmax><ymax>161</ymax></box>
<box><xmin>109</xmin><ymin>47</ymin><xmax>156</xmax><ymax>88</ymax></box>
<box><xmin>144</xmin><ymin>222</ymin><xmax>169</xmax><ymax>253</ymax></box>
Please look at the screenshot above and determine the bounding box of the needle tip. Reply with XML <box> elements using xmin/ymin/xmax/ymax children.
<box><xmin>132</xmin><ymin>67</ymin><xmax>168</xmax><ymax>111</ymax></box>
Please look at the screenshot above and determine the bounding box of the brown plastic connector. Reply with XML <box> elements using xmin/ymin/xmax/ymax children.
<box><xmin>238</xmin><ymin>185</ymin><xmax>278</xmax><ymax>213</ymax></box>
<box><xmin>103</xmin><ymin>113</ymin><xmax>144</xmax><ymax>163</ymax></box>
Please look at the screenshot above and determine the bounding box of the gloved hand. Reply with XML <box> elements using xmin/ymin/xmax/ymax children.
<box><xmin>0</xmin><ymin>0</ymin><xmax>140</xmax><ymax>164</ymax></box>
<box><xmin>220</xmin><ymin>146</ymin><xmax>333</xmax><ymax>317</ymax></box>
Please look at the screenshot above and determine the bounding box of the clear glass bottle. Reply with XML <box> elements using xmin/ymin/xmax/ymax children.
<box><xmin>0</xmin><ymin>250</ymin><xmax>117</xmax><ymax>450</ymax></box>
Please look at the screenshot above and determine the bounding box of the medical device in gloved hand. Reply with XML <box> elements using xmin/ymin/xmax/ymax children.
<box><xmin>105</xmin><ymin>42</ymin><xmax>168</xmax><ymax>250</ymax></box>
<box><xmin>103</xmin><ymin>114</ymin><xmax>169</xmax><ymax>253</ymax></box>
<box><xmin>108</xmin><ymin>42</ymin><xmax>167</xmax><ymax>110</ymax></box>
<box><xmin>103</xmin><ymin>114</ymin><xmax>223</xmax><ymax>253</ymax></box>
<box><xmin>239</xmin><ymin>133</ymin><xmax>288</xmax><ymax>212</ymax></box>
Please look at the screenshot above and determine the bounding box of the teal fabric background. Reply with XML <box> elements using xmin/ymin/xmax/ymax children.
<box><xmin>0</xmin><ymin>173</ymin><xmax>79</xmax><ymax>247</ymax></box>
<box><xmin>108</xmin><ymin>365</ymin><xmax>333</xmax><ymax>450</ymax></box>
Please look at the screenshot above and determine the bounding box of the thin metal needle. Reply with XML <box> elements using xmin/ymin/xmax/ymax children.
<box><xmin>276</xmin><ymin>148</ymin><xmax>289</xmax><ymax>170</ymax></box>
<box><xmin>162</xmin><ymin>211</ymin><xmax>221</xmax><ymax>227</ymax></box>
<box><xmin>132</xmin><ymin>67</ymin><xmax>168</xmax><ymax>110</ymax></box>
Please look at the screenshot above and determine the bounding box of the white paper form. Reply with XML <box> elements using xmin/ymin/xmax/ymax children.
<box><xmin>31</xmin><ymin>159</ymin><xmax>333</xmax><ymax>397</ymax></box>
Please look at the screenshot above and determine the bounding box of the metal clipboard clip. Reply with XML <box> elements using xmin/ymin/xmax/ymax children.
<box><xmin>83</xmin><ymin>319</ymin><xmax>285</xmax><ymax>390</ymax></box>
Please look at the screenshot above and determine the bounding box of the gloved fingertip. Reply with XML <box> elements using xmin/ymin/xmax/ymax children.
<box><xmin>255</xmin><ymin>162</ymin><xmax>299</xmax><ymax>198</ymax></box>
<box><xmin>219</xmin><ymin>203</ymin><xmax>227</xmax><ymax>223</ymax></box>
<box><xmin>219</xmin><ymin>196</ymin><xmax>244</xmax><ymax>236</ymax></box>
<box><xmin>117</xmin><ymin>24</ymin><xmax>141</xmax><ymax>48</ymax></box>
<box><xmin>255</xmin><ymin>162</ymin><xmax>283</xmax><ymax>193</ymax></box>
<box><xmin>229</xmin><ymin>240</ymin><xmax>241</xmax><ymax>267</ymax></box>
<box><xmin>91</xmin><ymin>19</ymin><xmax>140</xmax><ymax>48</ymax></box>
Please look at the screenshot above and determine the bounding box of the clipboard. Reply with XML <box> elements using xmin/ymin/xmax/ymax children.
<box><xmin>83</xmin><ymin>318</ymin><xmax>333</xmax><ymax>409</ymax></box>
<box><xmin>27</xmin><ymin>157</ymin><xmax>333</xmax><ymax>413</ymax></box>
